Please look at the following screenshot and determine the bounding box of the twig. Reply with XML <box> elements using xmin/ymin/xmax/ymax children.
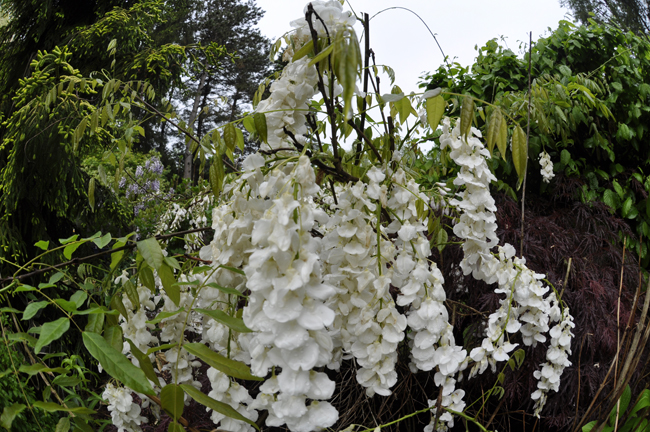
<box><xmin>347</xmin><ymin>117</ymin><xmax>383</xmax><ymax>163</ymax></box>
<box><xmin>0</xmin><ymin>227</ymin><xmax>212</xmax><ymax>286</ymax></box>
<box><xmin>520</xmin><ymin>31</ymin><xmax>532</xmax><ymax>257</ymax></box>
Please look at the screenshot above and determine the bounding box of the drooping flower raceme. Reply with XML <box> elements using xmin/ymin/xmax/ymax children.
<box><xmin>539</xmin><ymin>151</ymin><xmax>555</xmax><ymax>183</ymax></box>
<box><xmin>103</xmin><ymin>383</ymin><xmax>148</xmax><ymax>432</ymax></box>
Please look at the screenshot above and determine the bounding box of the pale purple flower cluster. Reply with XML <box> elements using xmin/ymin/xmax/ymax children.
<box><xmin>118</xmin><ymin>156</ymin><xmax>166</xmax><ymax>219</ymax></box>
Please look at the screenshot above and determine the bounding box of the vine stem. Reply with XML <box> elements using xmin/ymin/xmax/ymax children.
<box><xmin>520</xmin><ymin>31</ymin><xmax>532</xmax><ymax>257</ymax></box>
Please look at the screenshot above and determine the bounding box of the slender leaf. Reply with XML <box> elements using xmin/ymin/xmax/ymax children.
<box><xmin>55</xmin><ymin>417</ymin><xmax>71</xmax><ymax>432</ymax></box>
<box><xmin>19</xmin><ymin>364</ymin><xmax>67</xmax><ymax>376</ymax></box>
<box><xmin>23</xmin><ymin>301</ymin><xmax>49</xmax><ymax>321</ymax></box>
<box><xmin>486</xmin><ymin>108</ymin><xmax>502</xmax><ymax>156</ymax></box>
<box><xmin>205</xmin><ymin>283</ymin><xmax>245</xmax><ymax>298</ymax></box>
<box><xmin>85</xmin><ymin>308</ymin><xmax>104</xmax><ymax>333</ymax></box>
<box><xmin>82</xmin><ymin>332</ymin><xmax>154</xmax><ymax>396</ymax></box>
<box><xmin>460</xmin><ymin>95</ymin><xmax>474</xmax><ymax>138</ymax></box>
<box><xmin>140</xmin><ymin>266</ymin><xmax>156</xmax><ymax>293</ymax></box>
<box><xmin>180</xmin><ymin>384</ymin><xmax>259</xmax><ymax>429</ymax></box>
<box><xmin>125</xmin><ymin>339</ymin><xmax>159</xmax><ymax>386</ymax></box>
<box><xmin>137</xmin><ymin>238</ymin><xmax>164</xmax><ymax>270</ymax></box>
<box><xmin>146</xmin><ymin>309</ymin><xmax>185</xmax><ymax>325</ymax></box>
<box><xmin>34</xmin><ymin>318</ymin><xmax>70</xmax><ymax>354</ymax></box>
<box><xmin>33</xmin><ymin>401</ymin><xmax>95</xmax><ymax>415</ymax></box>
<box><xmin>184</xmin><ymin>343</ymin><xmax>262</xmax><ymax>381</ymax></box>
<box><xmin>425</xmin><ymin>95</ymin><xmax>445</xmax><ymax>130</ymax></box>
<box><xmin>161</xmin><ymin>384</ymin><xmax>184</xmax><ymax>421</ymax></box>
<box><xmin>497</xmin><ymin>116</ymin><xmax>508</xmax><ymax>158</ymax></box>
<box><xmin>223</xmin><ymin>123</ymin><xmax>237</xmax><ymax>153</ymax></box>
<box><xmin>104</xmin><ymin>325</ymin><xmax>123</xmax><ymax>353</ymax></box>
<box><xmin>196</xmin><ymin>309</ymin><xmax>251</xmax><ymax>333</ymax></box>
<box><xmin>123</xmin><ymin>280</ymin><xmax>139</xmax><ymax>311</ymax></box>
<box><xmin>158</xmin><ymin>262</ymin><xmax>180</xmax><ymax>306</ymax></box>
<box><xmin>0</xmin><ymin>403</ymin><xmax>26</xmax><ymax>430</ymax></box>
<box><xmin>511</xmin><ymin>125</ymin><xmax>528</xmax><ymax>180</ymax></box>
<box><xmin>253</xmin><ymin>113</ymin><xmax>267</xmax><ymax>144</ymax></box>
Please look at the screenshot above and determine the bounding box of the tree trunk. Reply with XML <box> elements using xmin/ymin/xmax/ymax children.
<box><xmin>183</xmin><ymin>71</ymin><xmax>207</xmax><ymax>179</ymax></box>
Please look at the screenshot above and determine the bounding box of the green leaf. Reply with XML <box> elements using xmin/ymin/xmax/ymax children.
<box><xmin>35</xmin><ymin>241</ymin><xmax>49</xmax><ymax>251</ymax></box>
<box><xmin>82</xmin><ymin>332</ymin><xmax>154</xmax><ymax>396</ymax></box>
<box><xmin>137</xmin><ymin>238</ymin><xmax>164</xmax><ymax>270</ymax></box>
<box><xmin>630</xmin><ymin>389</ymin><xmax>650</xmax><ymax>417</ymax></box>
<box><xmin>425</xmin><ymin>95</ymin><xmax>445</xmax><ymax>130</ymax></box>
<box><xmin>104</xmin><ymin>325</ymin><xmax>123</xmax><ymax>353</ymax></box>
<box><xmin>486</xmin><ymin>108</ymin><xmax>502</xmax><ymax>156</ymax></box>
<box><xmin>603</xmin><ymin>189</ymin><xmax>618</xmax><ymax>210</ymax></box>
<box><xmin>110</xmin><ymin>295</ymin><xmax>128</xmax><ymax>321</ymax></box>
<box><xmin>308</xmin><ymin>43</ymin><xmax>334</xmax><ymax>67</ymax></box>
<box><xmin>210</xmin><ymin>158</ymin><xmax>224</xmax><ymax>197</ymax></box>
<box><xmin>180</xmin><ymin>384</ymin><xmax>259</xmax><ymax>430</ymax></box>
<box><xmin>55</xmin><ymin>417</ymin><xmax>71</xmax><ymax>432</ymax></box>
<box><xmin>168</xmin><ymin>422</ymin><xmax>185</xmax><ymax>432</ymax></box>
<box><xmin>92</xmin><ymin>233</ymin><xmax>112</xmax><ymax>249</ymax></box>
<box><xmin>205</xmin><ymin>283</ymin><xmax>245</xmax><ymax>298</ymax></box>
<box><xmin>70</xmin><ymin>291</ymin><xmax>87</xmax><ymax>309</ymax></box>
<box><xmin>34</xmin><ymin>318</ymin><xmax>70</xmax><ymax>354</ymax></box>
<box><xmin>235</xmin><ymin>127</ymin><xmax>245</xmax><ymax>152</ymax></box>
<box><xmin>497</xmin><ymin>117</ymin><xmax>508</xmax><ymax>159</ymax></box>
<box><xmin>19</xmin><ymin>364</ymin><xmax>67</xmax><ymax>376</ymax></box>
<box><xmin>6</xmin><ymin>332</ymin><xmax>37</xmax><ymax>346</ymax></box>
<box><xmin>140</xmin><ymin>266</ymin><xmax>156</xmax><ymax>293</ymax></box>
<box><xmin>123</xmin><ymin>280</ymin><xmax>140</xmax><ymax>311</ymax></box>
<box><xmin>460</xmin><ymin>95</ymin><xmax>474</xmax><ymax>138</ymax></box>
<box><xmin>561</xmin><ymin>149</ymin><xmax>571</xmax><ymax>165</ymax></box>
<box><xmin>23</xmin><ymin>301</ymin><xmax>49</xmax><ymax>321</ymax></box>
<box><xmin>0</xmin><ymin>307</ymin><xmax>21</xmax><ymax>314</ymax></box>
<box><xmin>184</xmin><ymin>343</ymin><xmax>262</xmax><ymax>381</ymax></box>
<box><xmin>59</xmin><ymin>235</ymin><xmax>78</xmax><ymax>245</ymax></box>
<box><xmin>291</xmin><ymin>39</ymin><xmax>314</xmax><ymax>62</ymax></box>
<box><xmin>63</xmin><ymin>241</ymin><xmax>83</xmax><ymax>260</ymax></box>
<box><xmin>33</xmin><ymin>401</ymin><xmax>95</xmax><ymax>415</ymax></box>
<box><xmin>0</xmin><ymin>403</ymin><xmax>26</xmax><ymax>430</ymax></box>
<box><xmin>125</xmin><ymin>339</ymin><xmax>159</xmax><ymax>386</ymax></box>
<box><xmin>195</xmin><ymin>309</ymin><xmax>252</xmax><ymax>333</ymax></box>
<box><xmin>146</xmin><ymin>343</ymin><xmax>179</xmax><ymax>356</ymax></box>
<box><xmin>582</xmin><ymin>420</ymin><xmax>598</xmax><ymax>432</ymax></box>
<box><xmin>111</xmin><ymin>250</ymin><xmax>125</xmax><ymax>270</ymax></box>
<box><xmin>223</xmin><ymin>123</ymin><xmax>237</xmax><ymax>153</ymax></box>
<box><xmin>88</xmin><ymin>178</ymin><xmax>95</xmax><ymax>209</ymax></box>
<box><xmin>146</xmin><ymin>309</ymin><xmax>185</xmax><ymax>325</ymax></box>
<box><xmin>158</xmin><ymin>262</ymin><xmax>180</xmax><ymax>306</ymax></box>
<box><xmin>49</xmin><ymin>273</ymin><xmax>64</xmax><ymax>286</ymax></box>
<box><xmin>219</xmin><ymin>265</ymin><xmax>245</xmax><ymax>276</ymax></box>
<box><xmin>161</xmin><ymin>384</ymin><xmax>184</xmax><ymax>421</ymax></box>
<box><xmin>85</xmin><ymin>308</ymin><xmax>105</xmax><ymax>333</ymax></box>
<box><xmin>253</xmin><ymin>113</ymin><xmax>267</xmax><ymax>145</ymax></box>
<box><xmin>511</xmin><ymin>125</ymin><xmax>528</xmax><ymax>180</ymax></box>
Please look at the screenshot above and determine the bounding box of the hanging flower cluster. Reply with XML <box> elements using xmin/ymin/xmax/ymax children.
<box><xmin>440</xmin><ymin>119</ymin><xmax>573</xmax><ymax>415</ymax></box>
<box><xmin>103</xmin><ymin>383</ymin><xmax>148</xmax><ymax>432</ymax></box>
<box><xmin>104</xmin><ymin>2</ymin><xmax>576</xmax><ymax>431</ymax></box>
<box><xmin>539</xmin><ymin>151</ymin><xmax>555</xmax><ymax>183</ymax></box>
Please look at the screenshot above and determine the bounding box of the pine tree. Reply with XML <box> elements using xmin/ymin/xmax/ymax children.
<box><xmin>561</xmin><ymin>0</ymin><xmax>650</xmax><ymax>36</ymax></box>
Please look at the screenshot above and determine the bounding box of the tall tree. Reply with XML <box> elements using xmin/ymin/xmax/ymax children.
<box><xmin>561</xmin><ymin>0</ymin><xmax>650</xmax><ymax>35</ymax></box>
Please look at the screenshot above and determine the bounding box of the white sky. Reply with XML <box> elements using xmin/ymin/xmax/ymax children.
<box><xmin>255</xmin><ymin>0</ymin><xmax>571</xmax><ymax>94</ymax></box>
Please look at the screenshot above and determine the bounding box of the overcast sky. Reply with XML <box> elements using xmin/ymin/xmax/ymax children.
<box><xmin>255</xmin><ymin>0</ymin><xmax>571</xmax><ymax>94</ymax></box>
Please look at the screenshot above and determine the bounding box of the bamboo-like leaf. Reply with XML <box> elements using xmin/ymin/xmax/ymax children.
<box><xmin>33</xmin><ymin>401</ymin><xmax>95</xmax><ymax>415</ymax></box>
<box><xmin>205</xmin><ymin>282</ymin><xmax>246</xmax><ymax>298</ymax></box>
<box><xmin>425</xmin><ymin>95</ymin><xmax>445</xmax><ymax>130</ymax></box>
<box><xmin>23</xmin><ymin>301</ymin><xmax>49</xmax><ymax>321</ymax></box>
<box><xmin>497</xmin><ymin>117</ymin><xmax>508</xmax><ymax>159</ymax></box>
<box><xmin>486</xmin><ymin>108</ymin><xmax>502</xmax><ymax>156</ymax></box>
<box><xmin>146</xmin><ymin>309</ymin><xmax>185</xmax><ymax>325</ymax></box>
<box><xmin>140</xmin><ymin>266</ymin><xmax>156</xmax><ymax>293</ymax></box>
<box><xmin>168</xmin><ymin>422</ymin><xmax>185</xmax><ymax>432</ymax></box>
<box><xmin>292</xmin><ymin>39</ymin><xmax>314</xmax><ymax>62</ymax></box>
<box><xmin>19</xmin><ymin>364</ymin><xmax>67</xmax><ymax>376</ymax></box>
<box><xmin>209</xmin><ymin>158</ymin><xmax>224</xmax><ymax>197</ymax></box>
<box><xmin>110</xmin><ymin>295</ymin><xmax>128</xmax><ymax>321</ymax></box>
<box><xmin>73</xmin><ymin>117</ymin><xmax>87</xmax><ymax>152</ymax></box>
<box><xmin>123</xmin><ymin>280</ymin><xmax>139</xmax><ymax>311</ymax></box>
<box><xmin>184</xmin><ymin>343</ymin><xmax>262</xmax><ymax>381</ymax></box>
<box><xmin>34</xmin><ymin>318</ymin><xmax>70</xmax><ymax>354</ymax></box>
<box><xmin>0</xmin><ymin>403</ymin><xmax>26</xmax><ymax>430</ymax></box>
<box><xmin>161</xmin><ymin>384</ymin><xmax>184</xmax><ymax>421</ymax></box>
<box><xmin>223</xmin><ymin>123</ymin><xmax>236</xmax><ymax>153</ymax></box>
<box><xmin>137</xmin><ymin>238</ymin><xmax>164</xmax><ymax>271</ymax></box>
<box><xmin>460</xmin><ymin>95</ymin><xmax>474</xmax><ymax>138</ymax></box>
<box><xmin>88</xmin><ymin>178</ymin><xmax>95</xmax><ymax>209</ymax></box>
<box><xmin>253</xmin><ymin>113</ymin><xmax>267</xmax><ymax>144</ymax></box>
<box><xmin>158</xmin><ymin>262</ymin><xmax>180</xmax><ymax>306</ymax></box>
<box><xmin>511</xmin><ymin>125</ymin><xmax>528</xmax><ymax>180</ymax></box>
<box><xmin>82</xmin><ymin>332</ymin><xmax>154</xmax><ymax>396</ymax></box>
<box><xmin>55</xmin><ymin>417</ymin><xmax>70</xmax><ymax>432</ymax></box>
<box><xmin>92</xmin><ymin>233</ymin><xmax>112</xmax><ymax>249</ymax></box>
<box><xmin>180</xmin><ymin>384</ymin><xmax>259</xmax><ymax>429</ymax></box>
<box><xmin>125</xmin><ymin>339</ymin><xmax>159</xmax><ymax>385</ymax></box>
<box><xmin>85</xmin><ymin>308</ymin><xmax>104</xmax><ymax>333</ymax></box>
<box><xmin>195</xmin><ymin>309</ymin><xmax>252</xmax><ymax>333</ymax></box>
<box><xmin>235</xmin><ymin>127</ymin><xmax>245</xmax><ymax>151</ymax></box>
<box><xmin>308</xmin><ymin>43</ymin><xmax>334</xmax><ymax>67</ymax></box>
